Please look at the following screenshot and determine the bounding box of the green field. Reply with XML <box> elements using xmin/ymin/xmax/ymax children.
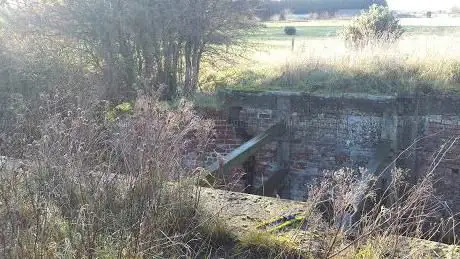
<box><xmin>199</xmin><ymin>19</ymin><xmax>460</xmax><ymax>96</ymax></box>
<box><xmin>250</xmin><ymin>20</ymin><xmax>460</xmax><ymax>40</ymax></box>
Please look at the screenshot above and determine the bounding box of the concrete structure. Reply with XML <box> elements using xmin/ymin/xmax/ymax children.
<box><xmin>203</xmin><ymin>89</ymin><xmax>460</xmax><ymax>214</ymax></box>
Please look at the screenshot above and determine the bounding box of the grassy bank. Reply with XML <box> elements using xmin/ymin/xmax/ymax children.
<box><xmin>200</xmin><ymin>20</ymin><xmax>460</xmax><ymax>96</ymax></box>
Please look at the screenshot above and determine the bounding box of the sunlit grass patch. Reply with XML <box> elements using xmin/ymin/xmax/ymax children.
<box><xmin>237</xmin><ymin>231</ymin><xmax>305</xmax><ymax>258</ymax></box>
<box><xmin>202</xmin><ymin>34</ymin><xmax>460</xmax><ymax>96</ymax></box>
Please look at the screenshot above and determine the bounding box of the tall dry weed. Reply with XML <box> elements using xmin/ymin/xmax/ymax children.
<box><xmin>304</xmin><ymin>162</ymin><xmax>459</xmax><ymax>258</ymax></box>
<box><xmin>0</xmin><ymin>93</ymin><xmax>219</xmax><ymax>258</ymax></box>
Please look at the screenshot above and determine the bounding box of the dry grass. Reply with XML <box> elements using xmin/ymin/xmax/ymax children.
<box><xmin>297</xmin><ymin>155</ymin><xmax>460</xmax><ymax>258</ymax></box>
<box><xmin>237</xmin><ymin>231</ymin><xmax>304</xmax><ymax>258</ymax></box>
<box><xmin>228</xmin><ymin>138</ymin><xmax>460</xmax><ymax>258</ymax></box>
<box><xmin>277</xmin><ymin>35</ymin><xmax>460</xmax><ymax>94</ymax></box>
<box><xmin>0</xmin><ymin>93</ymin><xmax>234</xmax><ymax>258</ymax></box>
<box><xmin>202</xmin><ymin>35</ymin><xmax>460</xmax><ymax>95</ymax></box>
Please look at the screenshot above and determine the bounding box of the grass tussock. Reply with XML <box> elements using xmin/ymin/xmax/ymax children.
<box><xmin>238</xmin><ymin>231</ymin><xmax>304</xmax><ymax>258</ymax></box>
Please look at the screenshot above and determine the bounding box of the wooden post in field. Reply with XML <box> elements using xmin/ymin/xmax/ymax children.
<box><xmin>291</xmin><ymin>36</ymin><xmax>295</xmax><ymax>51</ymax></box>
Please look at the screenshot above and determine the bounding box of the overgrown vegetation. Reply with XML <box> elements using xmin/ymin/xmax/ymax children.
<box><xmin>202</xmin><ymin>40</ymin><xmax>460</xmax><ymax>95</ymax></box>
<box><xmin>0</xmin><ymin>1</ymin><xmax>254</xmax><ymax>255</ymax></box>
<box><xmin>0</xmin><ymin>94</ymin><xmax>224</xmax><ymax>257</ymax></box>
<box><xmin>238</xmin><ymin>231</ymin><xmax>303</xmax><ymax>258</ymax></box>
<box><xmin>342</xmin><ymin>4</ymin><xmax>404</xmax><ymax>48</ymax></box>
<box><xmin>199</xmin><ymin>11</ymin><xmax>460</xmax><ymax>95</ymax></box>
<box><xmin>303</xmin><ymin>167</ymin><xmax>455</xmax><ymax>257</ymax></box>
<box><xmin>238</xmin><ymin>166</ymin><xmax>460</xmax><ymax>258</ymax></box>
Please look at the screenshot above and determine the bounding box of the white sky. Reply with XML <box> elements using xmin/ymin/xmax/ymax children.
<box><xmin>386</xmin><ymin>0</ymin><xmax>459</xmax><ymax>11</ymax></box>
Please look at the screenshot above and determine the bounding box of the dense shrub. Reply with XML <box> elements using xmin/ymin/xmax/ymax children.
<box><xmin>342</xmin><ymin>4</ymin><xmax>404</xmax><ymax>48</ymax></box>
<box><xmin>0</xmin><ymin>29</ymin><xmax>96</xmax><ymax>158</ymax></box>
<box><xmin>284</xmin><ymin>26</ymin><xmax>297</xmax><ymax>36</ymax></box>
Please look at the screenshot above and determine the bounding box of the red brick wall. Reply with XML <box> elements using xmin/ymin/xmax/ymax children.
<box><xmin>184</xmin><ymin>108</ymin><xmax>246</xmax><ymax>191</ymax></box>
<box><xmin>206</xmin><ymin>119</ymin><xmax>243</xmax><ymax>163</ymax></box>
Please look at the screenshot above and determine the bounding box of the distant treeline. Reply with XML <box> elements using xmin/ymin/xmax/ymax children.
<box><xmin>257</xmin><ymin>0</ymin><xmax>387</xmax><ymax>19</ymax></box>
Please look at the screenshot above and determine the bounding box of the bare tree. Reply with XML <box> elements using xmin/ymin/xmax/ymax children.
<box><xmin>2</xmin><ymin>0</ymin><xmax>258</xmax><ymax>100</ymax></box>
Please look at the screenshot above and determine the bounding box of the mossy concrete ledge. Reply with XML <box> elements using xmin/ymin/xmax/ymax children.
<box><xmin>199</xmin><ymin>187</ymin><xmax>460</xmax><ymax>258</ymax></box>
<box><xmin>217</xmin><ymin>88</ymin><xmax>460</xmax><ymax>116</ymax></box>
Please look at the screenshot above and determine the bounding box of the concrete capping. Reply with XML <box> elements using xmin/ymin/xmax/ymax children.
<box><xmin>218</xmin><ymin>89</ymin><xmax>460</xmax><ymax>116</ymax></box>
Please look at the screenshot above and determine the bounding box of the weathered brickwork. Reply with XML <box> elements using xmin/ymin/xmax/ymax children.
<box><xmin>239</xmin><ymin>107</ymin><xmax>387</xmax><ymax>200</ymax></box>
<box><xmin>184</xmin><ymin>109</ymin><xmax>247</xmax><ymax>191</ymax></box>
<box><xmin>184</xmin><ymin>109</ymin><xmax>242</xmax><ymax>167</ymax></box>
<box><xmin>417</xmin><ymin>116</ymin><xmax>460</xmax><ymax>211</ymax></box>
<box><xmin>216</xmin><ymin>90</ymin><xmax>460</xmax><ymax>212</ymax></box>
<box><xmin>206</xmin><ymin>119</ymin><xmax>242</xmax><ymax>163</ymax></box>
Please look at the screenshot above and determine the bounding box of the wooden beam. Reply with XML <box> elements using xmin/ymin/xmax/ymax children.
<box><xmin>207</xmin><ymin>121</ymin><xmax>286</xmax><ymax>175</ymax></box>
